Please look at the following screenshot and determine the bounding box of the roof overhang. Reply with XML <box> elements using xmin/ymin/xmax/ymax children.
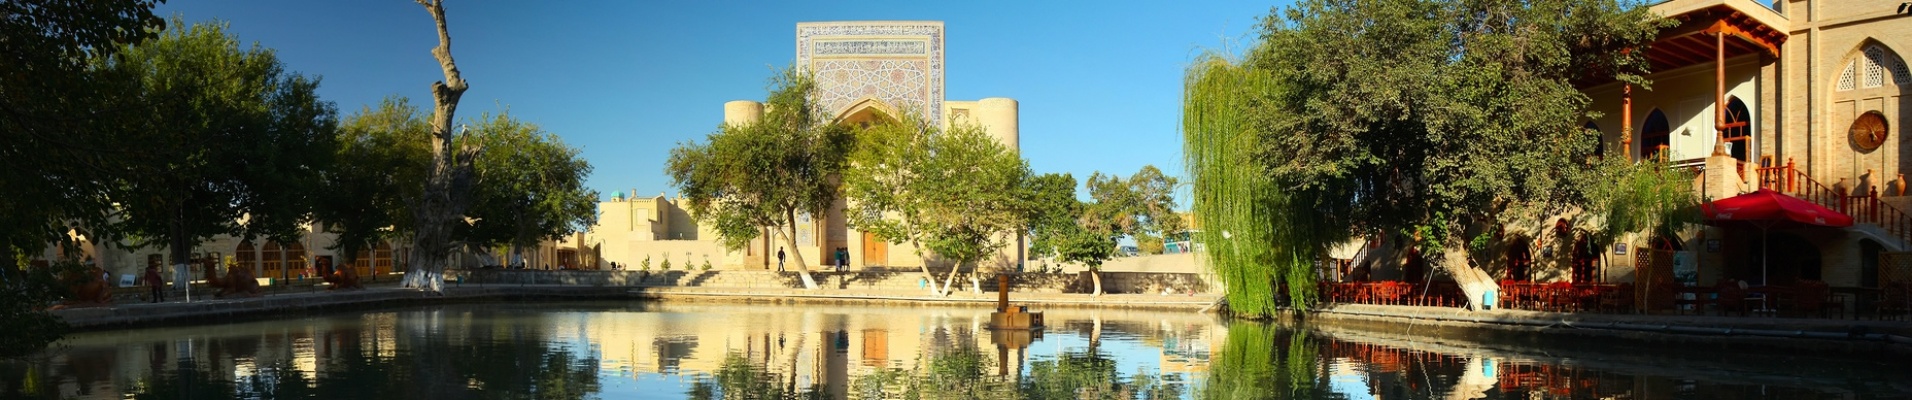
<box><xmin>1644</xmin><ymin>2</ymin><xmax>1788</xmax><ymax>72</ymax></box>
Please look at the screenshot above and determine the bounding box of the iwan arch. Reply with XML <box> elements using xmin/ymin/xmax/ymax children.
<box><xmin>575</xmin><ymin>21</ymin><xmax>1023</xmax><ymax>271</ymax></box>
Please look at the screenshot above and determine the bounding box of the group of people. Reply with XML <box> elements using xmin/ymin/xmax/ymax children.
<box><xmin>776</xmin><ymin>247</ymin><xmax>853</xmax><ymax>272</ymax></box>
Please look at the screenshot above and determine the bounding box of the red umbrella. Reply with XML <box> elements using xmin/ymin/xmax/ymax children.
<box><xmin>1702</xmin><ymin>189</ymin><xmax>1852</xmax><ymax>309</ymax></box>
<box><xmin>1703</xmin><ymin>189</ymin><xmax>1853</xmax><ymax>229</ymax></box>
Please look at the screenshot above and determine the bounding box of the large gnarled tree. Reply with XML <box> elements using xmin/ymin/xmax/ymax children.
<box><xmin>403</xmin><ymin>0</ymin><xmax>481</xmax><ymax>292</ymax></box>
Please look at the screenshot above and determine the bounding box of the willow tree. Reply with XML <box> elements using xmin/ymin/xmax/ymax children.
<box><xmin>1185</xmin><ymin>0</ymin><xmax>1665</xmax><ymax>313</ymax></box>
<box><xmin>667</xmin><ymin>67</ymin><xmax>854</xmax><ymax>289</ymax></box>
<box><xmin>403</xmin><ymin>0</ymin><xmax>480</xmax><ymax>292</ymax></box>
<box><xmin>1184</xmin><ymin>53</ymin><xmax>1337</xmax><ymax>316</ymax></box>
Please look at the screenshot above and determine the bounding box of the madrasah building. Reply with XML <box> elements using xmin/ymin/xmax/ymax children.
<box><xmin>1578</xmin><ymin>0</ymin><xmax>1911</xmax><ymax>289</ymax></box>
<box><xmin>563</xmin><ymin>21</ymin><xmax>1024</xmax><ymax>272</ymax></box>
<box><xmin>24</xmin><ymin>21</ymin><xmax>1021</xmax><ymax>280</ymax></box>
<box><xmin>1344</xmin><ymin>0</ymin><xmax>1912</xmax><ymax>291</ymax></box>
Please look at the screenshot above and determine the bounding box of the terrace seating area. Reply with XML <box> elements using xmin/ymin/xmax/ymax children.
<box><xmin>1316</xmin><ymin>278</ymin><xmax>1912</xmax><ymax>320</ymax></box>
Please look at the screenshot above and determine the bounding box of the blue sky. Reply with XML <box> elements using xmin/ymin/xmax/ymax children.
<box><xmin>155</xmin><ymin>1</ymin><xmax>1282</xmax><ymax>203</ymax></box>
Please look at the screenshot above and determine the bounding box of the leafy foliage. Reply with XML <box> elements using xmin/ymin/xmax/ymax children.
<box><xmin>459</xmin><ymin>112</ymin><xmax>598</xmax><ymax>255</ymax></box>
<box><xmin>1186</xmin><ymin>0</ymin><xmax>1667</xmax><ymax>314</ymax></box>
<box><xmin>667</xmin><ymin>66</ymin><xmax>853</xmax><ymax>283</ymax></box>
<box><xmin>318</xmin><ymin>96</ymin><xmax>430</xmax><ymax>263</ymax></box>
<box><xmin>0</xmin><ymin>0</ymin><xmax>162</xmax><ymax>358</ymax></box>
<box><xmin>845</xmin><ymin>115</ymin><xmax>1030</xmax><ymax>278</ymax></box>
<box><xmin>1084</xmin><ymin>165</ymin><xmax>1183</xmax><ymax>253</ymax></box>
<box><xmin>1020</xmin><ymin>172</ymin><xmax>1082</xmax><ymax>262</ymax></box>
<box><xmin>103</xmin><ymin>19</ymin><xmax>338</xmax><ymax>269</ymax></box>
<box><xmin>0</xmin><ymin>0</ymin><xmax>165</xmax><ymax>259</ymax></box>
<box><xmin>1582</xmin><ymin>158</ymin><xmax>1700</xmax><ymax>248</ymax></box>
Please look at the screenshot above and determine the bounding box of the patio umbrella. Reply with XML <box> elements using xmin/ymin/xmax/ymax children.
<box><xmin>1701</xmin><ymin>189</ymin><xmax>1853</xmax><ymax>309</ymax></box>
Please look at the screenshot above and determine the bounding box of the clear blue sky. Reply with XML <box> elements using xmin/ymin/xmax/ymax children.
<box><xmin>155</xmin><ymin>1</ymin><xmax>1283</xmax><ymax>203</ymax></box>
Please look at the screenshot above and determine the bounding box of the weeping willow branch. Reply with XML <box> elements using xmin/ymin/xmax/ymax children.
<box><xmin>1183</xmin><ymin>52</ymin><xmax>1338</xmax><ymax>317</ymax></box>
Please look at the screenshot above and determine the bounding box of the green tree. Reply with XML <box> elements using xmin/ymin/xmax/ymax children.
<box><xmin>317</xmin><ymin>96</ymin><xmax>430</xmax><ymax>268</ymax></box>
<box><xmin>458</xmin><ymin>112</ymin><xmax>598</xmax><ymax>263</ymax></box>
<box><xmin>845</xmin><ymin>116</ymin><xmax>1031</xmax><ymax>296</ymax></box>
<box><xmin>0</xmin><ymin>0</ymin><xmax>165</xmax><ymax>261</ymax></box>
<box><xmin>1084</xmin><ymin>165</ymin><xmax>1183</xmax><ymax>251</ymax></box>
<box><xmin>1057</xmin><ymin>226</ymin><xmax>1117</xmax><ymax>295</ymax></box>
<box><xmin>1185</xmin><ymin>0</ymin><xmax>1666</xmax><ymax>313</ymax></box>
<box><xmin>1020</xmin><ymin>172</ymin><xmax>1082</xmax><ymax>266</ymax></box>
<box><xmin>0</xmin><ymin>0</ymin><xmax>164</xmax><ymax>359</ymax></box>
<box><xmin>667</xmin><ymin>66</ymin><xmax>854</xmax><ymax>289</ymax></box>
<box><xmin>103</xmin><ymin>19</ymin><xmax>338</xmax><ymax>288</ymax></box>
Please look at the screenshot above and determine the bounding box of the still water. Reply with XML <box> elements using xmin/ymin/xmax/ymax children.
<box><xmin>2</xmin><ymin>301</ymin><xmax>1908</xmax><ymax>399</ymax></box>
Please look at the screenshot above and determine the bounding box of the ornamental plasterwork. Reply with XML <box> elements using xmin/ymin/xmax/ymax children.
<box><xmin>797</xmin><ymin>22</ymin><xmax>944</xmax><ymax>124</ymax></box>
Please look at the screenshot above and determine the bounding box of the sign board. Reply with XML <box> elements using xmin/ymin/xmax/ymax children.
<box><xmin>1672</xmin><ymin>251</ymin><xmax>1698</xmax><ymax>284</ymax></box>
<box><xmin>119</xmin><ymin>274</ymin><xmax>136</xmax><ymax>288</ymax></box>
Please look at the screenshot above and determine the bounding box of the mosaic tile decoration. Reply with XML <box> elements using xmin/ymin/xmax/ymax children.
<box><xmin>797</xmin><ymin>22</ymin><xmax>944</xmax><ymax>124</ymax></box>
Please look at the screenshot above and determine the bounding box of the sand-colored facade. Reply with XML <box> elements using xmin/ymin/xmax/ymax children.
<box><xmin>571</xmin><ymin>21</ymin><xmax>1024</xmax><ymax>272</ymax></box>
<box><xmin>1349</xmin><ymin>0</ymin><xmax>1912</xmax><ymax>289</ymax></box>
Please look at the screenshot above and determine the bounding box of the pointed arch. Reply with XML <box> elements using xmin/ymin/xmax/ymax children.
<box><xmin>1642</xmin><ymin>109</ymin><xmax>1671</xmax><ymax>160</ymax></box>
<box><xmin>832</xmin><ymin>97</ymin><xmax>902</xmax><ymax>128</ymax></box>
<box><xmin>1723</xmin><ymin>96</ymin><xmax>1751</xmax><ymax>161</ymax></box>
<box><xmin>1832</xmin><ymin>40</ymin><xmax>1910</xmax><ymax>90</ymax></box>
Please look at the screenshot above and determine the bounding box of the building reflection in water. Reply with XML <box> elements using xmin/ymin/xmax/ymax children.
<box><xmin>2</xmin><ymin>302</ymin><xmax>1908</xmax><ymax>399</ymax></box>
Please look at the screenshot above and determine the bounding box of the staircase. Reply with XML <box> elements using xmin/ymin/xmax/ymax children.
<box><xmin>1754</xmin><ymin>158</ymin><xmax>1912</xmax><ymax>248</ymax></box>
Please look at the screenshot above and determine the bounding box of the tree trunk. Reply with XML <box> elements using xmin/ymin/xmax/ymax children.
<box><xmin>169</xmin><ymin>217</ymin><xmax>191</xmax><ymax>294</ymax></box>
<box><xmin>1441</xmin><ymin>234</ymin><xmax>1500</xmax><ymax>311</ymax></box>
<box><xmin>936</xmin><ymin>261</ymin><xmax>964</xmax><ymax>297</ymax></box>
<box><xmin>1090</xmin><ymin>268</ymin><xmax>1104</xmax><ymax>296</ymax></box>
<box><xmin>778</xmin><ymin>209</ymin><xmax>818</xmax><ymax>289</ymax></box>
<box><xmin>405</xmin><ymin>0</ymin><xmax>471</xmax><ymax>295</ymax></box>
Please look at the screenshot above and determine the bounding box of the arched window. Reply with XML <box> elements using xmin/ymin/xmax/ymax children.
<box><xmin>1722</xmin><ymin>97</ymin><xmax>1751</xmax><ymax>161</ymax></box>
<box><xmin>1642</xmin><ymin>109</ymin><xmax>1671</xmax><ymax>160</ymax></box>
<box><xmin>1506</xmin><ymin>239</ymin><xmax>1533</xmax><ymax>282</ymax></box>
<box><xmin>1584</xmin><ymin>121</ymin><xmax>1603</xmax><ymax>158</ymax></box>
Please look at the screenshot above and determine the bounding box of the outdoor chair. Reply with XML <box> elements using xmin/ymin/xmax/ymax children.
<box><xmin>1715</xmin><ymin>281</ymin><xmax>1749</xmax><ymax>317</ymax></box>
<box><xmin>1881</xmin><ymin>284</ymin><xmax>1912</xmax><ymax>321</ymax></box>
<box><xmin>1792</xmin><ymin>281</ymin><xmax>1840</xmax><ymax>318</ymax></box>
<box><xmin>1598</xmin><ymin>283</ymin><xmax>1633</xmax><ymax>313</ymax></box>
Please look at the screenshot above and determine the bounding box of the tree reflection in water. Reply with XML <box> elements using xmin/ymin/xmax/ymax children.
<box><xmin>9</xmin><ymin>304</ymin><xmax>1911</xmax><ymax>399</ymax></box>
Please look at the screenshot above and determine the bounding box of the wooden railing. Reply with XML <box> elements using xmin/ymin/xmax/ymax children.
<box><xmin>1754</xmin><ymin>158</ymin><xmax>1912</xmax><ymax>247</ymax></box>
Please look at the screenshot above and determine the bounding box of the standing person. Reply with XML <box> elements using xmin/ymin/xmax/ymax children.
<box><xmin>836</xmin><ymin>248</ymin><xmax>848</xmax><ymax>272</ymax></box>
<box><xmin>143</xmin><ymin>265</ymin><xmax>165</xmax><ymax>303</ymax></box>
<box><xmin>776</xmin><ymin>247</ymin><xmax>786</xmax><ymax>272</ymax></box>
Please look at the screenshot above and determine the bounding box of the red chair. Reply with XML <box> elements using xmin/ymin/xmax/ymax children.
<box><xmin>1715</xmin><ymin>281</ymin><xmax>1749</xmax><ymax>317</ymax></box>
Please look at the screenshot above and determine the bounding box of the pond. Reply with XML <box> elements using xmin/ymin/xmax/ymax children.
<box><xmin>2</xmin><ymin>301</ymin><xmax>1907</xmax><ymax>399</ymax></box>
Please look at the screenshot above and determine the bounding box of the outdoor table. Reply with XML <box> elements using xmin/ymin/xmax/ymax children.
<box><xmin>1675</xmin><ymin>286</ymin><xmax>1716</xmax><ymax>314</ymax></box>
<box><xmin>1748</xmin><ymin>286</ymin><xmax>1792</xmax><ymax>315</ymax></box>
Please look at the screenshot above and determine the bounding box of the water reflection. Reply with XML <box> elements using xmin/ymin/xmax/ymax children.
<box><xmin>2</xmin><ymin>302</ymin><xmax>1907</xmax><ymax>399</ymax></box>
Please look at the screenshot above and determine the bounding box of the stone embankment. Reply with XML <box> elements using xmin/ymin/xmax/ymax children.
<box><xmin>48</xmin><ymin>270</ymin><xmax>1912</xmax><ymax>356</ymax></box>
<box><xmin>445</xmin><ymin>268</ymin><xmax>1215</xmax><ymax>294</ymax></box>
<box><xmin>52</xmin><ymin>269</ymin><xmax>1223</xmax><ymax>330</ymax></box>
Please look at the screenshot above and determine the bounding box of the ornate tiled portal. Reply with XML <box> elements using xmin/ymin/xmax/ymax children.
<box><xmin>797</xmin><ymin>21</ymin><xmax>945</xmax><ymax>124</ymax></box>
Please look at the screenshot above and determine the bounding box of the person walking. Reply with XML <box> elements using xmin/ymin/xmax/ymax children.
<box><xmin>777</xmin><ymin>247</ymin><xmax>786</xmax><ymax>272</ymax></box>
<box><xmin>143</xmin><ymin>265</ymin><xmax>165</xmax><ymax>303</ymax></box>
